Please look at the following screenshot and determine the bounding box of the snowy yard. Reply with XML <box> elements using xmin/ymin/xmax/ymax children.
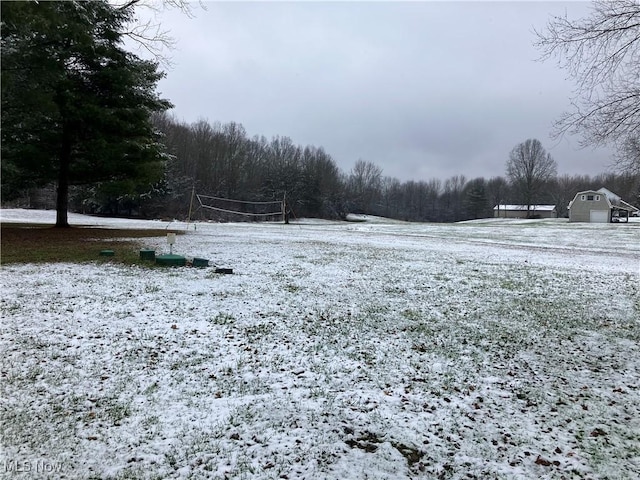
<box><xmin>1</xmin><ymin>210</ymin><xmax>639</xmax><ymax>479</ymax></box>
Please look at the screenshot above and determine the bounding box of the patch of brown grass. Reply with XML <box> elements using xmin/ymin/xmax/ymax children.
<box><xmin>0</xmin><ymin>224</ymin><xmax>181</xmax><ymax>265</ymax></box>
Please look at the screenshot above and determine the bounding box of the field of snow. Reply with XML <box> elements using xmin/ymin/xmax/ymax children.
<box><xmin>1</xmin><ymin>209</ymin><xmax>639</xmax><ymax>479</ymax></box>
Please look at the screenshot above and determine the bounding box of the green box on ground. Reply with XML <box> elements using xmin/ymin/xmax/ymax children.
<box><xmin>140</xmin><ymin>249</ymin><xmax>156</xmax><ymax>261</ymax></box>
<box><xmin>99</xmin><ymin>250</ymin><xmax>115</xmax><ymax>257</ymax></box>
<box><xmin>192</xmin><ymin>258</ymin><xmax>209</xmax><ymax>268</ymax></box>
<box><xmin>155</xmin><ymin>254</ymin><xmax>186</xmax><ymax>267</ymax></box>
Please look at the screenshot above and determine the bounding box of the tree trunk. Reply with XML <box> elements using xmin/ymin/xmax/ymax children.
<box><xmin>55</xmin><ymin>124</ymin><xmax>72</xmax><ymax>228</ymax></box>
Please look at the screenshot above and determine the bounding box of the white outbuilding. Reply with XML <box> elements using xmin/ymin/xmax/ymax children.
<box><xmin>493</xmin><ymin>204</ymin><xmax>558</xmax><ymax>219</ymax></box>
<box><xmin>568</xmin><ymin>188</ymin><xmax>639</xmax><ymax>223</ymax></box>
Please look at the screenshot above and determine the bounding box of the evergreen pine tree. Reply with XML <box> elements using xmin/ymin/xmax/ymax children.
<box><xmin>1</xmin><ymin>1</ymin><xmax>172</xmax><ymax>227</ymax></box>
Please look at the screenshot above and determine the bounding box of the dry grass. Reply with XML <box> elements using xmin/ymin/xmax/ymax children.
<box><xmin>0</xmin><ymin>224</ymin><xmax>181</xmax><ymax>264</ymax></box>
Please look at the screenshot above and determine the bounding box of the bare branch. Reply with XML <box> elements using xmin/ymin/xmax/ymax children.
<box><xmin>535</xmin><ymin>0</ymin><xmax>640</xmax><ymax>151</ymax></box>
<box><xmin>111</xmin><ymin>0</ymin><xmax>205</xmax><ymax>67</ymax></box>
<box><xmin>611</xmin><ymin>136</ymin><xmax>640</xmax><ymax>175</ymax></box>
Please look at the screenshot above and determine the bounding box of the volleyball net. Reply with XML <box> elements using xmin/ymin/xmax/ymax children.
<box><xmin>192</xmin><ymin>193</ymin><xmax>284</xmax><ymax>222</ymax></box>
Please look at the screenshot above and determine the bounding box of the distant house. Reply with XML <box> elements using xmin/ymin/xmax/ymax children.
<box><xmin>568</xmin><ymin>188</ymin><xmax>639</xmax><ymax>223</ymax></box>
<box><xmin>493</xmin><ymin>204</ymin><xmax>558</xmax><ymax>219</ymax></box>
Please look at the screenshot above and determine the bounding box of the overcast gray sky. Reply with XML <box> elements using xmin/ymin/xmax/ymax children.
<box><xmin>136</xmin><ymin>1</ymin><xmax>614</xmax><ymax>182</ymax></box>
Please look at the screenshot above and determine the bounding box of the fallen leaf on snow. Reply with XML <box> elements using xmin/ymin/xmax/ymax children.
<box><xmin>535</xmin><ymin>455</ymin><xmax>551</xmax><ymax>466</ymax></box>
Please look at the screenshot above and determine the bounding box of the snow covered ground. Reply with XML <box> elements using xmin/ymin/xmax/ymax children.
<box><xmin>1</xmin><ymin>209</ymin><xmax>639</xmax><ymax>479</ymax></box>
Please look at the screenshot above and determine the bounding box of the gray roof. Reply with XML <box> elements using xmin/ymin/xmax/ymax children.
<box><xmin>493</xmin><ymin>205</ymin><xmax>556</xmax><ymax>211</ymax></box>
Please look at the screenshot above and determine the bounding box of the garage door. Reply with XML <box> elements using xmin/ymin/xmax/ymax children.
<box><xmin>590</xmin><ymin>210</ymin><xmax>609</xmax><ymax>223</ymax></box>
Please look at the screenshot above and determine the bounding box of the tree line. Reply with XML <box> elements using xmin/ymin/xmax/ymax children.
<box><xmin>11</xmin><ymin>112</ymin><xmax>639</xmax><ymax>223</ymax></box>
<box><xmin>147</xmin><ymin>116</ymin><xmax>640</xmax><ymax>222</ymax></box>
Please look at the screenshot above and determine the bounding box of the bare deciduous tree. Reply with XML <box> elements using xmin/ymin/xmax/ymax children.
<box><xmin>506</xmin><ymin>139</ymin><xmax>557</xmax><ymax>216</ymax></box>
<box><xmin>348</xmin><ymin>159</ymin><xmax>382</xmax><ymax>214</ymax></box>
<box><xmin>486</xmin><ymin>176</ymin><xmax>509</xmax><ymax>212</ymax></box>
<box><xmin>614</xmin><ymin>136</ymin><xmax>640</xmax><ymax>176</ymax></box>
<box><xmin>535</xmin><ymin>0</ymin><xmax>640</xmax><ymax>170</ymax></box>
<box><xmin>441</xmin><ymin>175</ymin><xmax>467</xmax><ymax>222</ymax></box>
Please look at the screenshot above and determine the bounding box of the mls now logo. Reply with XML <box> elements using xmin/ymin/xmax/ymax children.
<box><xmin>3</xmin><ymin>459</ymin><xmax>63</xmax><ymax>474</ymax></box>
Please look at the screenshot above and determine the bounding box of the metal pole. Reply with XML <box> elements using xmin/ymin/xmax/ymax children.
<box><xmin>187</xmin><ymin>184</ymin><xmax>196</xmax><ymax>224</ymax></box>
